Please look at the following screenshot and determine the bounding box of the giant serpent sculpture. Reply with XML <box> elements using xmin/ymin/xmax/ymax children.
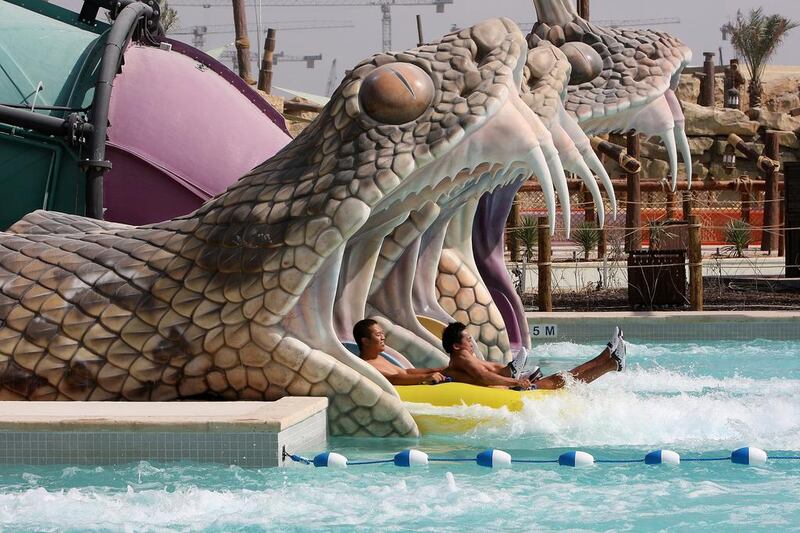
<box><xmin>0</xmin><ymin>1</ymin><xmax>690</xmax><ymax>437</ymax></box>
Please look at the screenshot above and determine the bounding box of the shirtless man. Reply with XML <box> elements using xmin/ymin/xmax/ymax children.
<box><xmin>353</xmin><ymin>319</ymin><xmax>447</xmax><ymax>385</ymax></box>
<box><xmin>442</xmin><ymin>321</ymin><xmax>626</xmax><ymax>390</ymax></box>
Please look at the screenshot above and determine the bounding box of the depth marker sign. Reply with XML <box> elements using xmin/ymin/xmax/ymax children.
<box><xmin>530</xmin><ymin>324</ymin><xmax>558</xmax><ymax>338</ymax></box>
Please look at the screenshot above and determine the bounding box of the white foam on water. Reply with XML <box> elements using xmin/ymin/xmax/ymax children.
<box><xmin>410</xmin><ymin>365</ymin><xmax>800</xmax><ymax>450</ymax></box>
<box><xmin>0</xmin><ymin>467</ymin><xmax>797</xmax><ymax>531</ymax></box>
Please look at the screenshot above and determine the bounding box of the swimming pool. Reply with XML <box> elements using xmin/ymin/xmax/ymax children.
<box><xmin>0</xmin><ymin>338</ymin><xmax>798</xmax><ymax>531</ymax></box>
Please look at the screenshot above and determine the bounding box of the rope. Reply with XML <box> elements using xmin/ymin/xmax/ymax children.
<box><xmin>285</xmin><ymin>448</ymin><xmax>800</xmax><ymax>468</ymax></box>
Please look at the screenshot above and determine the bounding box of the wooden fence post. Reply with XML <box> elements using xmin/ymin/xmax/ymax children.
<box><xmin>597</xmin><ymin>214</ymin><xmax>607</xmax><ymax>258</ymax></box>
<box><xmin>583</xmin><ymin>189</ymin><xmax>595</xmax><ymax>226</ymax></box>
<box><xmin>508</xmin><ymin>197</ymin><xmax>520</xmax><ymax>262</ymax></box>
<box><xmin>232</xmin><ymin>0</ymin><xmax>255</xmax><ymax>85</ymax></box>
<box><xmin>577</xmin><ymin>0</ymin><xmax>590</xmax><ymax>19</ymax></box>
<box><xmin>740</xmin><ymin>189</ymin><xmax>751</xmax><ymax>224</ymax></box>
<box><xmin>666</xmin><ymin>190</ymin><xmax>676</xmax><ymax>220</ymax></box>
<box><xmin>761</xmin><ymin>131</ymin><xmax>780</xmax><ymax>253</ymax></box>
<box><xmin>779</xmin><ymin>192</ymin><xmax>785</xmax><ymax>257</ymax></box>
<box><xmin>537</xmin><ymin>217</ymin><xmax>552</xmax><ymax>312</ymax></box>
<box><xmin>625</xmin><ymin>132</ymin><xmax>641</xmax><ymax>252</ymax></box>
<box><xmin>683</xmin><ymin>192</ymin><xmax>693</xmax><ymax>220</ymax></box>
<box><xmin>688</xmin><ymin>215</ymin><xmax>703</xmax><ymax>311</ymax></box>
<box><xmin>701</xmin><ymin>52</ymin><xmax>716</xmax><ymax>107</ymax></box>
<box><xmin>785</xmin><ymin>162</ymin><xmax>800</xmax><ymax>277</ymax></box>
<box><xmin>257</xmin><ymin>28</ymin><xmax>276</xmax><ymax>93</ymax></box>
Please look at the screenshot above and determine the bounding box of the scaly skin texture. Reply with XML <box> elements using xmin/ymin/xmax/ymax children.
<box><xmin>0</xmin><ymin>12</ymin><xmax>692</xmax><ymax>436</ymax></box>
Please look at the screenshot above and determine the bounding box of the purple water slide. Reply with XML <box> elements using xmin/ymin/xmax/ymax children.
<box><xmin>104</xmin><ymin>40</ymin><xmax>292</xmax><ymax>225</ymax></box>
<box><xmin>473</xmin><ymin>183</ymin><xmax>530</xmax><ymax>350</ymax></box>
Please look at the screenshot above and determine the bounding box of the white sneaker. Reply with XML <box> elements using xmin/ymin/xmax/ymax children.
<box><xmin>610</xmin><ymin>329</ymin><xmax>626</xmax><ymax>372</ymax></box>
<box><xmin>607</xmin><ymin>326</ymin><xmax>623</xmax><ymax>354</ymax></box>
<box><xmin>520</xmin><ymin>366</ymin><xmax>543</xmax><ymax>382</ymax></box>
<box><xmin>509</xmin><ymin>347</ymin><xmax>529</xmax><ymax>379</ymax></box>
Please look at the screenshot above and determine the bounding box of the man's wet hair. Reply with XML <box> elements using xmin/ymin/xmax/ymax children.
<box><xmin>353</xmin><ymin>318</ymin><xmax>379</xmax><ymax>352</ymax></box>
<box><xmin>442</xmin><ymin>322</ymin><xmax>467</xmax><ymax>354</ymax></box>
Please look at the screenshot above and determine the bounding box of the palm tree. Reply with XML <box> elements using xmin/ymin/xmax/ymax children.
<box><xmin>159</xmin><ymin>0</ymin><xmax>179</xmax><ymax>33</ymax></box>
<box><xmin>104</xmin><ymin>0</ymin><xmax>178</xmax><ymax>33</ymax></box>
<box><xmin>513</xmin><ymin>216</ymin><xmax>538</xmax><ymax>263</ymax></box>
<box><xmin>726</xmin><ymin>9</ymin><xmax>798</xmax><ymax>109</ymax></box>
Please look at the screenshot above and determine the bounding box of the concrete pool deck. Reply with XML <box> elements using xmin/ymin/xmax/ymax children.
<box><xmin>527</xmin><ymin>311</ymin><xmax>800</xmax><ymax>343</ymax></box>
<box><xmin>0</xmin><ymin>397</ymin><xmax>328</xmax><ymax>467</ymax></box>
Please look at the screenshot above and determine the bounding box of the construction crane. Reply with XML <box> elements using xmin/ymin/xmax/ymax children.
<box><xmin>514</xmin><ymin>17</ymin><xmax>681</xmax><ymax>33</ymax></box>
<box><xmin>218</xmin><ymin>48</ymin><xmax>322</xmax><ymax>69</ymax></box>
<box><xmin>169</xmin><ymin>1</ymin><xmax>454</xmax><ymax>52</ymax></box>
<box><xmin>274</xmin><ymin>51</ymin><xmax>323</xmax><ymax>68</ymax></box>
<box><xmin>170</xmin><ymin>20</ymin><xmax>355</xmax><ymax>50</ymax></box>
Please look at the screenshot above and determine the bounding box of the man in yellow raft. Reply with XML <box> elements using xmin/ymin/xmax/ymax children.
<box><xmin>352</xmin><ymin>319</ymin><xmax>625</xmax><ymax>390</ymax></box>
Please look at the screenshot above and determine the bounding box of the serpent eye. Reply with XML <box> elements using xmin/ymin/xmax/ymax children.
<box><xmin>560</xmin><ymin>42</ymin><xmax>603</xmax><ymax>85</ymax></box>
<box><xmin>359</xmin><ymin>63</ymin><xmax>434</xmax><ymax>125</ymax></box>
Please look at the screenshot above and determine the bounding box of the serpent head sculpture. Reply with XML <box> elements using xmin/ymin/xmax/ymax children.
<box><xmin>469</xmin><ymin>1</ymin><xmax>693</xmax><ymax>355</ymax></box>
<box><xmin>0</xmin><ymin>9</ymin><xmax>691</xmax><ymax>437</ymax></box>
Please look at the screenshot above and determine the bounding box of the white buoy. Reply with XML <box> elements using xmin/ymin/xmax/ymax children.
<box><xmin>394</xmin><ymin>449</ymin><xmax>429</xmax><ymax>467</ymax></box>
<box><xmin>645</xmin><ymin>450</ymin><xmax>681</xmax><ymax>465</ymax></box>
<box><xmin>313</xmin><ymin>452</ymin><xmax>348</xmax><ymax>468</ymax></box>
<box><xmin>476</xmin><ymin>449</ymin><xmax>512</xmax><ymax>468</ymax></box>
<box><xmin>558</xmin><ymin>451</ymin><xmax>594</xmax><ymax>467</ymax></box>
<box><xmin>731</xmin><ymin>447</ymin><xmax>768</xmax><ymax>466</ymax></box>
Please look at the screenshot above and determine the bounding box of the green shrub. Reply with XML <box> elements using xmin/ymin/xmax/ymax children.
<box><xmin>649</xmin><ymin>220</ymin><xmax>668</xmax><ymax>250</ymax></box>
<box><xmin>723</xmin><ymin>219</ymin><xmax>753</xmax><ymax>258</ymax></box>
<box><xmin>513</xmin><ymin>216</ymin><xmax>538</xmax><ymax>262</ymax></box>
<box><xmin>571</xmin><ymin>221</ymin><xmax>600</xmax><ymax>260</ymax></box>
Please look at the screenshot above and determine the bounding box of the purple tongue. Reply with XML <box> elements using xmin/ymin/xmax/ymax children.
<box><xmin>472</xmin><ymin>183</ymin><xmax>530</xmax><ymax>350</ymax></box>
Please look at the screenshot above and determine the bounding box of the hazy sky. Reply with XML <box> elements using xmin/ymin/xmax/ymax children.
<box><xmin>59</xmin><ymin>0</ymin><xmax>800</xmax><ymax>96</ymax></box>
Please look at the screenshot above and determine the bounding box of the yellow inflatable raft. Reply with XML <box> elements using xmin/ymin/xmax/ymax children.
<box><xmin>396</xmin><ymin>383</ymin><xmax>562</xmax><ymax>434</ymax></box>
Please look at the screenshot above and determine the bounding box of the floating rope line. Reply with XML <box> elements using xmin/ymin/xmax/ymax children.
<box><xmin>283</xmin><ymin>446</ymin><xmax>800</xmax><ymax>469</ymax></box>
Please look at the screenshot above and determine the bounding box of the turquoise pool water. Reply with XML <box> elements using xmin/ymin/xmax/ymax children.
<box><xmin>1</xmin><ymin>338</ymin><xmax>798</xmax><ymax>531</ymax></box>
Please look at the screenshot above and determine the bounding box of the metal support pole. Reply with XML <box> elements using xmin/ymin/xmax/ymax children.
<box><xmin>625</xmin><ymin>132</ymin><xmax>641</xmax><ymax>252</ymax></box>
<box><xmin>537</xmin><ymin>217</ymin><xmax>552</xmax><ymax>313</ymax></box>
<box><xmin>416</xmin><ymin>14</ymin><xmax>424</xmax><ymax>46</ymax></box>
<box><xmin>258</xmin><ymin>28</ymin><xmax>276</xmax><ymax>93</ymax></box>
<box><xmin>688</xmin><ymin>215</ymin><xmax>703</xmax><ymax>311</ymax></box>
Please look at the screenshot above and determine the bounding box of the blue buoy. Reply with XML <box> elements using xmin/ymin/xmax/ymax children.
<box><xmin>476</xmin><ymin>449</ymin><xmax>512</xmax><ymax>468</ymax></box>
<box><xmin>313</xmin><ymin>452</ymin><xmax>348</xmax><ymax>468</ymax></box>
<box><xmin>645</xmin><ymin>450</ymin><xmax>681</xmax><ymax>465</ymax></box>
<box><xmin>559</xmin><ymin>451</ymin><xmax>594</xmax><ymax>467</ymax></box>
<box><xmin>731</xmin><ymin>447</ymin><xmax>768</xmax><ymax>466</ymax></box>
<box><xmin>394</xmin><ymin>449</ymin><xmax>429</xmax><ymax>467</ymax></box>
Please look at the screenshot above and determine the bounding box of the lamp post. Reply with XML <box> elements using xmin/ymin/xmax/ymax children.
<box><xmin>723</xmin><ymin>145</ymin><xmax>737</xmax><ymax>174</ymax></box>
